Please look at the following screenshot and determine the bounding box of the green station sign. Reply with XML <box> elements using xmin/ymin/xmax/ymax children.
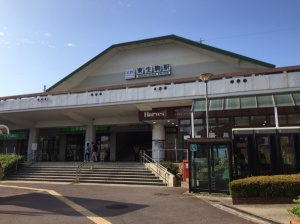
<box><xmin>190</xmin><ymin>144</ymin><xmax>197</xmax><ymax>151</ymax></box>
<box><xmin>61</xmin><ymin>126</ymin><xmax>86</xmax><ymax>132</ymax></box>
<box><xmin>0</xmin><ymin>132</ymin><xmax>27</xmax><ymax>140</ymax></box>
<box><xmin>61</xmin><ymin>126</ymin><xmax>109</xmax><ymax>133</ymax></box>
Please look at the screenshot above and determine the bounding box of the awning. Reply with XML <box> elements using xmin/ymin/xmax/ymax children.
<box><xmin>192</xmin><ymin>92</ymin><xmax>300</xmax><ymax>112</ymax></box>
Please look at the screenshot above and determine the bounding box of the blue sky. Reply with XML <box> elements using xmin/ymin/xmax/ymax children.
<box><xmin>0</xmin><ymin>0</ymin><xmax>299</xmax><ymax>97</ymax></box>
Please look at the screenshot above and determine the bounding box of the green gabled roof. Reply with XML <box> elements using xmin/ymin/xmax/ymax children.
<box><xmin>47</xmin><ymin>34</ymin><xmax>275</xmax><ymax>91</ymax></box>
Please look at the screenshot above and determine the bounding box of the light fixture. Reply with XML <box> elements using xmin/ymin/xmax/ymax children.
<box><xmin>199</xmin><ymin>73</ymin><xmax>213</xmax><ymax>83</ymax></box>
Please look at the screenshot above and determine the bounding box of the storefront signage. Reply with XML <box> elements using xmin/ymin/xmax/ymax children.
<box><xmin>61</xmin><ymin>126</ymin><xmax>86</xmax><ymax>132</ymax></box>
<box><xmin>125</xmin><ymin>64</ymin><xmax>171</xmax><ymax>80</ymax></box>
<box><xmin>61</xmin><ymin>126</ymin><xmax>109</xmax><ymax>132</ymax></box>
<box><xmin>96</xmin><ymin>126</ymin><xmax>109</xmax><ymax>131</ymax></box>
<box><xmin>0</xmin><ymin>132</ymin><xmax>26</xmax><ymax>140</ymax></box>
<box><xmin>143</xmin><ymin>111</ymin><xmax>167</xmax><ymax>119</ymax></box>
<box><xmin>130</xmin><ymin>124</ymin><xmax>150</xmax><ymax>130</ymax></box>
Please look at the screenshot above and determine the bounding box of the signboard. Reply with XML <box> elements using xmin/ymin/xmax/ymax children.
<box><xmin>190</xmin><ymin>144</ymin><xmax>197</xmax><ymax>151</ymax></box>
<box><xmin>125</xmin><ymin>69</ymin><xmax>135</xmax><ymax>80</ymax></box>
<box><xmin>32</xmin><ymin>143</ymin><xmax>37</xmax><ymax>151</ymax></box>
<box><xmin>61</xmin><ymin>126</ymin><xmax>110</xmax><ymax>132</ymax></box>
<box><xmin>0</xmin><ymin>132</ymin><xmax>26</xmax><ymax>140</ymax></box>
<box><xmin>125</xmin><ymin>64</ymin><xmax>171</xmax><ymax>80</ymax></box>
<box><xmin>96</xmin><ymin>126</ymin><xmax>109</xmax><ymax>131</ymax></box>
<box><xmin>61</xmin><ymin>126</ymin><xmax>86</xmax><ymax>132</ymax></box>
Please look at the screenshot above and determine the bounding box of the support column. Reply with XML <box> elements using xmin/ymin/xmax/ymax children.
<box><xmin>110</xmin><ymin>131</ymin><xmax>116</xmax><ymax>161</ymax></box>
<box><xmin>152</xmin><ymin>123</ymin><xmax>165</xmax><ymax>162</ymax></box>
<box><xmin>85</xmin><ymin>125</ymin><xmax>96</xmax><ymax>156</ymax></box>
<box><xmin>27</xmin><ymin>128</ymin><xmax>39</xmax><ymax>162</ymax></box>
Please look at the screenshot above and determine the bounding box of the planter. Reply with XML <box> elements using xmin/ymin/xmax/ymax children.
<box><xmin>290</xmin><ymin>219</ymin><xmax>300</xmax><ymax>224</ymax></box>
<box><xmin>232</xmin><ymin>197</ymin><xmax>294</xmax><ymax>204</ymax></box>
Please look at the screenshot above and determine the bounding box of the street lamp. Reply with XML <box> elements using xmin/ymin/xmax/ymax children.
<box><xmin>0</xmin><ymin>124</ymin><xmax>9</xmax><ymax>135</ymax></box>
<box><xmin>199</xmin><ymin>73</ymin><xmax>213</xmax><ymax>138</ymax></box>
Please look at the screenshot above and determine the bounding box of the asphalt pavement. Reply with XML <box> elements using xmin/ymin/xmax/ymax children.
<box><xmin>0</xmin><ymin>181</ymin><xmax>296</xmax><ymax>224</ymax></box>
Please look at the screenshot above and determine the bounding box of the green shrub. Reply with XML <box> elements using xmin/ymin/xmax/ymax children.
<box><xmin>288</xmin><ymin>196</ymin><xmax>300</xmax><ymax>217</ymax></box>
<box><xmin>159</xmin><ymin>161</ymin><xmax>179</xmax><ymax>176</ymax></box>
<box><xmin>229</xmin><ymin>174</ymin><xmax>300</xmax><ymax>198</ymax></box>
<box><xmin>0</xmin><ymin>154</ymin><xmax>24</xmax><ymax>179</ymax></box>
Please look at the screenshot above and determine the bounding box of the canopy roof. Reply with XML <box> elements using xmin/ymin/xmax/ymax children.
<box><xmin>192</xmin><ymin>92</ymin><xmax>300</xmax><ymax>112</ymax></box>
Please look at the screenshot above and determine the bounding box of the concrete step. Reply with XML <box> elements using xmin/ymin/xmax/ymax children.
<box><xmin>6</xmin><ymin>162</ymin><xmax>166</xmax><ymax>186</ymax></box>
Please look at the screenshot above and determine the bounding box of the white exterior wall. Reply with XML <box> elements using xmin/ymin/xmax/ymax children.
<box><xmin>0</xmin><ymin>71</ymin><xmax>299</xmax><ymax>114</ymax></box>
<box><xmin>56</xmin><ymin>42</ymin><xmax>262</xmax><ymax>91</ymax></box>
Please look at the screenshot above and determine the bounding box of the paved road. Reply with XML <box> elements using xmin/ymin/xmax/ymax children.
<box><xmin>0</xmin><ymin>181</ymin><xmax>257</xmax><ymax>224</ymax></box>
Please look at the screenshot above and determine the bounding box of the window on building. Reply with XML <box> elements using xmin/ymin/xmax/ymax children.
<box><xmin>270</xmin><ymin>115</ymin><xmax>287</xmax><ymax>125</ymax></box>
<box><xmin>288</xmin><ymin>114</ymin><xmax>300</xmax><ymax>124</ymax></box>
<box><xmin>251</xmin><ymin>116</ymin><xmax>267</xmax><ymax>127</ymax></box>
<box><xmin>234</xmin><ymin>117</ymin><xmax>249</xmax><ymax>127</ymax></box>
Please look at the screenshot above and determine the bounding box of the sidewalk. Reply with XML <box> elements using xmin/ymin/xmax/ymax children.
<box><xmin>195</xmin><ymin>193</ymin><xmax>296</xmax><ymax>224</ymax></box>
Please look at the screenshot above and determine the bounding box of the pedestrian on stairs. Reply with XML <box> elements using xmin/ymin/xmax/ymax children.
<box><xmin>91</xmin><ymin>142</ymin><xmax>98</xmax><ymax>162</ymax></box>
<box><xmin>84</xmin><ymin>142</ymin><xmax>90</xmax><ymax>162</ymax></box>
<box><xmin>133</xmin><ymin>144</ymin><xmax>140</xmax><ymax>162</ymax></box>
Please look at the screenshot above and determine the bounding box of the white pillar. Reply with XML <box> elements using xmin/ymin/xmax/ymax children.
<box><xmin>27</xmin><ymin>128</ymin><xmax>39</xmax><ymax>162</ymax></box>
<box><xmin>274</xmin><ymin>106</ymin><xmax>279</xmax><ymax>128</ymax></box>
<box><xmin>191</xmin><ymin>112</ymin><xmax>194</xmax><ymax>138</ymax></box>
<box><xmin>85</xmin><ymin>125</ymin><xmax>96</xmax><ymax>158</ymax></box>
<box><xmin>152</xmin><ymin>123</ymin><xmax>165</xmax><ymax>162</ymax></box>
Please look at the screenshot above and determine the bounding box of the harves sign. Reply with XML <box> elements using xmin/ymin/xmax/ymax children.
<box><xmin>125</xmin><ymin>64</ymin><xmax>171</xmax><ymax>80</ymax></box>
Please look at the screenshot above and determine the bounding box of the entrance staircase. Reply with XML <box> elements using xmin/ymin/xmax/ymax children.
<box><xmin>5</xmin><ymin>162</ymin><xmax>166</xmax><ymax>186</ymax></box>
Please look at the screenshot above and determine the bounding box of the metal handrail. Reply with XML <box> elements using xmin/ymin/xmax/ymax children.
<box><xmin>76</xmin><ymin>161</ymin><xmax>91</xmax><ymax>182</ymax></box>
<box><xmin>140</xmin><ymin>151</ymin><xmax>172</xmax><ymax>186</ymax></box>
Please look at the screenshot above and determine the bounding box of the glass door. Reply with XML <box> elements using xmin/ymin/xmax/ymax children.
<box><xmin>280</xmin><ymin>135</ymin><xmax>296</xmax><ymax>174</ymax></box>
<box><xmin>96</xmin><ymin>134</ymin><xmax>110</xmax><ymax>161</ymax></box>
<box><xmin>190</xmin><ymin>142</ymin><xmax>231</xmax><ymax>193</ymax></box>
<box><xmin>192</xmin><ymin>144</ymin><xmax>209</xmax><ymax>190</ymax></box>
<box><xmin>256</xmin><ymin>136</ymin><xmax>272</xmax><ymax>175</ymax></box>
<box><xmin>66</xmin><ymin>135</ymin><xmax>85</xmax><ymax>161</ymax></box>
<box><xmin>211</xmin><ymin>144</ymin><xmax>230</xmax><ymax>191</ymax></box>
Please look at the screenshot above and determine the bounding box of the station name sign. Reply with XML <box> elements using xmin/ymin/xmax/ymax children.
<box><xmin>125</xmin><ymin>64</ymin><xmax>171</xmax><ymax>80</ymax></box>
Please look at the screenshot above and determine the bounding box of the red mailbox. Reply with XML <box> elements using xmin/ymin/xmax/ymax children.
<box><xmin>182</xmin><ymin>160</ymin><xmax>189</xmax><ymax>182</ymax></box>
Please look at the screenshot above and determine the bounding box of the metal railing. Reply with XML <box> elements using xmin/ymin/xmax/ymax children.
<box><xmin>140</xmin><ymin>151</ymin><xmax>173</xmax><ymax>186</ymax></box>
<box><xmin>76</xmin><ymin>161</ymin><xmax>94</xmax><ymax>182</ymax></box>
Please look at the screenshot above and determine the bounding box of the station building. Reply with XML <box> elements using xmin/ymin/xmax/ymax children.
<box><xmin>0</xmin><ymin>35</ymin><xmax>299</xmax><ymax>191</ymax></box>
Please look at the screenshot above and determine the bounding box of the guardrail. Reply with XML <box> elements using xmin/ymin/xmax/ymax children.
<box><xmin>140</xmin><ymin>151</ymin><xmax>175</xmax><ymax>187</ymax></box>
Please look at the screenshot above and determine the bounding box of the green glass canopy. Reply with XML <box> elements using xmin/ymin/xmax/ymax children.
<box><xmin>192</xmin><ymin>92</ymin><xmax>299</xmax><ymax>112</ymax></box>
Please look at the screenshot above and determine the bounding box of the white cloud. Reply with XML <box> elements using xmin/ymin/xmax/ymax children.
<box><xmin>67</xmin><ymin>43</ymin><xmax>75</xmax><ymax>47</ymax></box>
<box><xmin>44</xmin><ymin>32</ymin><xmax>54</xmax><ymax>38</ymax></box>
<box><xmin>19</xmin><ymin>39</ymin><xmax>35</xmax><ymax>44</ymax></box>
<box><xmin>0</xmin><ymin>32</ymin><xmax>4</xmax><ymax>36</ymax></box>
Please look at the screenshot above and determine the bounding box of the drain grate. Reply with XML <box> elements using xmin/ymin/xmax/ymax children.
<box><xmin>154</xmin><ymin>193</ymin><xmax>170</xmax><ymax>196</ymax></box>
<box><xmin>105</xmin><ymin>204</ymin><xmax>128</xmax><ymax>210</ymax></box>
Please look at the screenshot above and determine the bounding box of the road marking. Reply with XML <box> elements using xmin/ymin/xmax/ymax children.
<box><xmin>0</xmin><ymin>184</ymin><xmax>112</xmax><ymax>224</ymax></box>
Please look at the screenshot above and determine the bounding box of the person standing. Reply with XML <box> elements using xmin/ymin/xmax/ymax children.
<box><xmin>100</xmin><ymin>146</ymin><xmax>106</xmax><ymax>162</ymax></box>
<box><xmin>84</xmin><ymin>142</ymin><xmax>90</xmax><ymax>162</ymax></box>
<box><xmin>91</xmin><ymin>142</ymin><xmax>98</xmax><ymax>162</ymax></box>
<box><xmin>133</xmin><ymin>144</ymin><xmax>140</xmax><ymax>162</ymax></box>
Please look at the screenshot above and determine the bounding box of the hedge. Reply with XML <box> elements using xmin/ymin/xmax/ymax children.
<box><xmin>0</xmin><ymin>154</ymin><xmax>24</xmax><ymax>179</ymax></box>
<box><xmin>229</xmin><ymin>174</ymin><xmax>300</xmax><ymax>198</ymax></box>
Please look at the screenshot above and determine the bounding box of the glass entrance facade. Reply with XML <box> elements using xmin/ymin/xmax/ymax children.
<box><xmin>232</xmin><ymin>127</ymin><xmax>300</xmax><ymax>178</ymax></box>
<box><xmin>65</xmin><ymin>134</ymin><xmax>85</xmax><ymax>161</ymax></box>
<box><xmin>188</xmin><ymin>139</ymin><xmax>232</xmax><ymax>193</ymax></box>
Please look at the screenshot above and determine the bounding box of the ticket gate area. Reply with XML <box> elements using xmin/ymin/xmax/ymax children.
<box><xmin>232</xmin><ymin>127</ymin><xmax>300</xmax><ymax>179</ymax></box>
<box><xmin>188</xmin><ymin>138</ymin><xmax>232</xmax><ymax>194</ymax></box>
